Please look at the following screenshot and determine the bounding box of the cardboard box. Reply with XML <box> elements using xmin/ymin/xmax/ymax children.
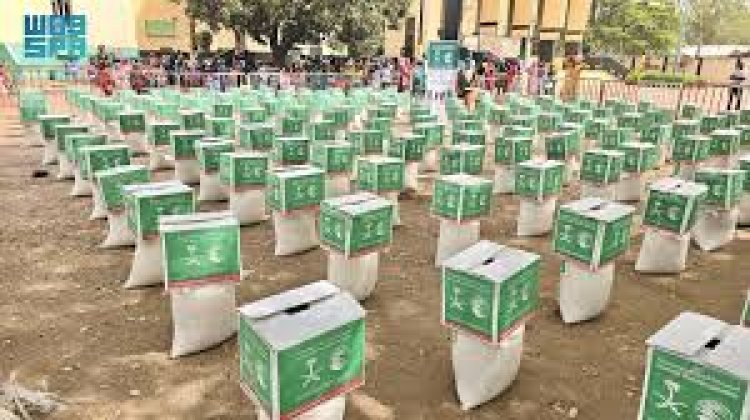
<box><xmin>515</xmin><ymin>160</ymin><xmax>564</xmax><ymax>200</ymax></box>
<box><xmin>710</xmin><ymin>129</ymin><xmax>741</xmax><ymax>157</ymax></box>
<box><xmin>154</xmin><ymin>102</ymin><xmax>179</xmax><ymax>121</ymax></box>
<box><xmin>739</xmin><ymin>155</ymin><xmax>750</xmax><ymax>192</ymax></box>
<box><xmin>311</xmin><ymin>120</ymin><xmax>336</xmax><ymax>142</ymax></box>
<box><xmin>440</xmin><ymin>144</ymin><xmax>485</xmax><ymax>175</ymax></box>
<box><xmin>311</xmin><ymin>141</ymin><xmax>354</xmax><ymax>173</ymax></box>
<box><xmin>95</xmin><ymin>165</ymin><xmax>150</xmax><ymax>212</ymax></box>
<box><xmin>239</xmin><ymin>123</ymin><xmax>275</xmax><ymax>151</ymax></box>
<box><xmin>266</xmin><ymin>165</ymin><xmax>325</xmax><ymax>212</ymax></box>
<box><xmin>160</xmin><ymin>211</ymin><xmax>241</xmax><ymax>289</ymax></box>
<box><xmin>643</xmin><ymin>177</ymin><xmax>708</xmax><ymax>235</ymax></box>
<box><xmin>432</xmin><ymin>174</ymin><xmax>493</xmax><ymax>222</ymax></box>
<box><xmin>694</xmin><ymin>168</ymin><xmax>745</xmax><ymax>209</ymax></box>
<box><xmin>441</xmin><ymin>240</ymin><xmax>540</xmax><ymax>343</ymax></box>
<box><xmin>65</xmin><ymin>133</ymin><xmax>106</xmax><ymax>164</ymax></box>
<box><xmin>581</xmin><ymin>149</ymin><xmax>625</xmax><ymax>185</ymax></box>
<box><xmin>346</xmin><ymin>130</ymin><xmax>384</xmax><ymax>155</ymax></box>
<box><xmin>180</xmin><ymin>110</ymin><xmax>206</xmax><ymax>131</ymax></box>
<box><xmin>672</xmin><ymin>119</ymin><xmax>700</xmax><ymax>141</ymax></box>
<box><xmin>149</xmin><ymin>122</ymin><xmax>181</xmax><ymax>146</ymax></box>
<box><xmin>680</xmin><ymin>103</ymin><xmax>702</xmax><ymax>120</ymax></box>
<box><xmin>700</xmin><ymin>114</ymin><xmax>727</xmax><ymax>135</ymax></box>
<box><xmin>213</xmin><ymin>103</ymin><xmax>234</xmax><ymax>118</ymax></box>
<box><xmin>618</xmin><ymin>112</ymin><xmax>643</xmax><ymax>131</ymax></box>
<box><xmin>207</xmin><ymin>117</ymin><xmax>236</xmax><ymax>139</ymax></box>
<box><xmin>673</xmin><ymin>134</ymin><xmax>712</xmax><ymax>163</ymax></box>
<box><xmin>273</xmin><ymin>136</ymin><xmax>310</xmax><ymax>165</ymax></box>
<box><xmin>496</xmin><ymin>136</ymin><xmax>532</xmax><ymax>165</ymax></box>
<box><xmin>642</xmin><ymin>124</ymin><xmax>672</xmax><ymax>146</ymax></box>
<box><xmin>55</xmin><ymin>124</ymin><xmax>89</xmax><ymax>153</ymax></box>
<box><xmin>196</xmin><ymin>139</ymin><xmax>234</xmax><ymax>173</ymax></box>
<box><xmin>170</xmin><ymin>130</ymin><xmax>206</xmax><ymax>160</ymax></box>
<box><xmin>123</xmin><ymin>181</ymin><xmax>194</xmax><ymax>239</ymax></box>
<box><xmin>638</xmin><ymin>312</ymin><xmax>750</xmax><ymax>420</ymax></box>
<box><xmin>585</xmin><ymin>118</ymin><xmax>610</xmax><ymax>142</ymax></box>
<box><xmin>546</xmin><ymin>132</ymin><xmax>575</xmax><ymax>160</ymax></box>
<box><xmin>319</xmin><ymin>192</ymin><xmax>394</xmax><ymax>256</ymax></box>
<box><xmin>238</xmin><ymin>281</ymin><xmax>365</xmax><ymax>420</ymax></box>
<box><xmin>356</xmin><ymin>156</ymin><xmax>404</xmax><ymax>193</ymax></box>
<box><xmin>220</xmin><ymin>151</ymin><xmax>269</xmax><ymax>189</ymax></box>
<box><xmin>240</xmin><ymin>106</ymin><xmax>268</xmax><ymax>124</ymax></box>
<box><xmin>365</xmin><ymin>117</ymin><xmax>392</xmax><ymax>138</ymax></box>
<box><xmin>39</xmin><ymin>115</ymin><xmax>71</xmax><ymax>142</ymax></box>
<box><xmin>81</xmin><ymin>144</ymin><xmax>130</xmax><ymax>180</ymax></box>
<box><xmin>553</xmin><ymin>198</ymin><xmax>635</xmax><ymax>268</ymax></box>
<box><xmin>413</xmin><ymin>123</ymin><xmax>445</xmax><ymax>148</ymax></box>
<box><xmin>619</xmin><ymin>142</ymin><xmax>659</xmax><ymax>173</ymax></box>
<box><xmin>537</xmin><ymin>112</ymin><xmax>563</xmax><ymax>133</ymax></box>
<box><xmin>388</xmin><ymin>133</ymin><xmax>426</xmax><ymax>162</ymax></box>
<box><xmin>453</xmin><ymin>129</ymin><xmax>486</xmax><ymax>146</ymax></box>
<box><xmin>119</xmin><ymin>111</ymin><xmax>146</xmax><ymax>134</ymax></box>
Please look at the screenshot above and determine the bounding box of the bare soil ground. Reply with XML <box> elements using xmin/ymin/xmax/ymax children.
<box><xmin>0</xmin><ymin>102</ymin><xmax>748</xmax><ymax>420</ymax></box>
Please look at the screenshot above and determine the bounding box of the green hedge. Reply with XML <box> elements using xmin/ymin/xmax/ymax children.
<box><xmin>625</xmin><ymin>70</ymin><xmax>705</xmax><ymax>85</ymax></box>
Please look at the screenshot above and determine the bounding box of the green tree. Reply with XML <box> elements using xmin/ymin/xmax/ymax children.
<box><xmin>587</xmin><ymin>0</ymin><xmax>679</xmax><ymax>55</ymax></box>
<box><xmin>684</xmin><ymin>0</ymin><xmax>750</xmax><ymax>50</ymax></box>
<box><xmin>173</xmin><ymin>0</ymin><xmax>407</xmax><ymax>62</ymax></box>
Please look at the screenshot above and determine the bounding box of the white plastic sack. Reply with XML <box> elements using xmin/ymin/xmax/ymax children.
<box><xmin>423</xmin><ymin>148</ymin><xmax>439</xmax><ymax>172</ymax></box>
<box><xmin>635</xmin><ymin>229</ymin><xmax>690</xmax><ymax>273</ymax></box>
<box><xmin>384</xmin><ymin>191</ymin><xmax>401</xmax><ymax>226</ymax></box>
<box><xmin>256</xmin><ymin>395</ymin><xmax>346</xmax><ymax>420</ymax></box>
<box><xmin>27</xmin><ymin>124</ymin><xmax>44</xmax><ymax>147</ymax></box>
<box><xmin>229</xmin><ymin>188</ymin><xmax>267</xmax><ymax>225</ymax></box>
<box><xmin>738</xmin><ymin>193</ymin><xmax>750</xmax><ymax>226</ymax></box>
<box><xmin>452</xmin><ymin>326</ymin><xmax>525</xmax><ymax>411</ymax></box>
<box><xmin>674</xmin><ymin>164</ymin><xmax>698</xmax><ymax>181</ymax></box>
<box><xmin>517</xmin><ymin>197</ymin><xmax>556</xmax><ymax>237</ymax></box>
<box><xmin>405</xmin><ymin>162</ymin><xmax>420</xmax><ymax>191</ymax></box>
<box><xmin>42</xmin><ymin>142</ymin><xmax>57</xmax><ymax>165</ymax></box>
<box><xmin>273</xmin><ymin>211</ymin><xmax>319</xmax><ymax>256</ymax></box>
<box><xmin>436</xmin><ymin>219</ymin><xmax>480</xmax><ymax>267</ymax></box>
<box><xmin>692</xmin><ymin>207</ymin><xmax>739</xmax><ymax>251</ymax></box>
<box><xmin>123</xmin><ymin>133</ymin><xmax>147</xmax><ymax>155</ymax></box>
<box><xmin>70</xmin><ymin>169</ymin><xmax>92</xmax><ymax>197</ymax></box>
<box><xmin>174</xmin><ymin>159</ymin><xmax>201</xmax><ymax>185</ymax></box>
<box><xmin>563</xmin><ymin>158</ymin><xmax>581</xmax><ymax>186</ymax></box>
<box><xmin>57</xmin><ymin>154</ymin><xmax>74</xmax><ymax>180</ymax></box>
<box><xmin>170</xmin><ymin>284</ymin><xmax>237</xmax><ymax>358</ymax></box>
<box><xmin>616</xmin><ymin>173</ymin><xmax>647</xmax><ymax>202</ymax></box>
<box><xmin>328</xmin><ymin>252</ymin><xmax>379</xmax><ymax>300</ymax></box>
<box><xmin>325</xmin><ymin>175</ymin><xmax>350</xmax><ymax>198</ymax></box>
<box><xmin>493</xmin><ymin>165</ymin><xmax>514</xmax><ymax>194</ymax></box>
<box><xmin>580</xmin><ymin>182</ymin><xmax>618</xmax><ymax>201</ymax></box>
<box><xmin>198</xmin><ymin>172</ymin><xmax>228</xmax><ymax>202</ymax></box>
<box><xmin>558</xmin><ymin>261</ymin><xmax>615</xmax><ymax>324</ymax></box>
<box><xmin>90</xmin><ymin>184</ymin><xmax>107</xmax><ymax>220</ymax></box>
<box><xmin>101</xmin><ymin>211</ymin><xmax>135</xmax><ymax>248</ymax></box>
<box><xmin>148</xmin><ymin>148</ymin><xmax>174</xmax><ymax>171</ymax></box>
<box><xmin>124</xmin><ymin>237</ymin><xmax>163</xmax><ymax>288</ymax></box>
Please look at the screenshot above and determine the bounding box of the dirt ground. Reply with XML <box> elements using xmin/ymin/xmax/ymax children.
<box><xmin>0</xmin><ymin>102</ymin><xmax>748</xmax><ymax>420</ymax></box>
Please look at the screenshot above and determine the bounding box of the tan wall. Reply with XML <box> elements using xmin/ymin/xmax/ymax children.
<box><xmin>540</xmin><ymin>0</ymin><xmax>567</xmax><ymax>29</ymax></box>
<box><xmin>566</xmin><ymin>0</ymin><xmax>591</xmax><ymax>32</ymax></box>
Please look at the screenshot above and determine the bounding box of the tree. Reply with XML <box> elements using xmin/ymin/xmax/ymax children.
<box><xmin>172</xmin><ymin>0</ymin><xmax>407</xmax><ymax>62</ymax></box>
<box><xmin>684</xmin><ymin>0</ymin><xmax>750</xmax><ymax>51</ymax></box>
<box><xmin>587</xmin><ymin>0</ymin><xmax>679</xmax><ymax>56</ymax></box>
<box><xmin>196</xmin><ymin>30</ymin><xmax>213</xmax><ymax>52</ymax></box>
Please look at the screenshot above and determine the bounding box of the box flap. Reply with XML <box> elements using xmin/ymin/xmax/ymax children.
<box><xmin>442</xmin><ymin>241</ymin><xmax>539</xmax><ymax>284</ymax></box>
<box><xmin>227</xmin><ymin>151</ymin><xmax>269</xmax><ymax>160</ymax></box>
<box><xmin>561</xmin><ymin>198</ymin><xmax>635</xmax><ymax>222</ymax></box>
<box><xmin>587</xmin><ymin>149</ymin><xmax>625</xmax><ymax>158</ymax></box>
<box><xmin>704</xmin><ymin>325</ymin><xmax>750</xmax><ymax>380</ymax></box>
<box><xmin>649</xmin><ymin>177</ymin><xmax>708</xmax><ymax>197</ymax></box>
<box><xmin>96</xmin><ymin>164</ymin><xmax>147</xmax><ymax>177</ymax></box>
<box><xmin>646</xmin><ymin>312</ymin><xmax>728</xmax><ymax>356</ymax></box>
<box><xmin>518</xmin><ymin>159</ymin><xmax>565</xmax><ymax>170</ymax></box>
<box><xmin>159</xmin><ymin>210</ymin><xmax>237</xmax><ymax>232</ymax></box>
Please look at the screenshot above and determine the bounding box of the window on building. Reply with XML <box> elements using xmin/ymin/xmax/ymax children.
<box><xmin>51</xmin><ymin>0</ymin><xmax>72</xmax><ymax>16</ymax></box>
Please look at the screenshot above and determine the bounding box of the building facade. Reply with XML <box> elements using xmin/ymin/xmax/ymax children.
<box><xmin>385</xmin><ymin>0</ymin><xmax>592</xmax><ymax>62</ymax></box>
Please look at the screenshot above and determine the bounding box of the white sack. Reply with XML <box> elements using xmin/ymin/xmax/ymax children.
<box><xmin>558</xmin><ymin>261</ymin><xmax>615</xmax><ymax>324</ymax></box>
<box><xmin>123</xmin><ymin>133</ymin><xmax>147</xmax><ymax>155</ymax></box>
<box><xmin>170</xmin><ymin>284</ymin><xmax>237</xmax><ymax>358</ymax></box>
<box><xmin>405</xmin><ymin>162</ymin><xmax>420</xmax><ymax>191</ymax></box>
<box><xmin>42</xmin><ymin>142</ymin><xmax>57</xmax><ymax>165</ymax></box>
<box><xmin>69</xmin><ymin>169</ymin><xmax>92</xmax><ymax>197</ymax></box>
<box><xmin>325</xmin><ymin>175</ymin><xmax>350</xmax><ymax>198</ymax></box>
<box><xmin>635</xmin><ymin>229</ymin><xmax>690</xmax><ymax>273</ymax></box>
<box><xmin>148</xmin><ymin>148</ymin><xmax>173</xmax><ymax>171</ymax></box>
<box><xmin>28</xmin><ymin>124</ymin><xmax>44</xmax><ymax>147</ymax></box>
<box><xmin>198</xmin><ymin>172</ymin><xmax>228</xmax><ymax>202</ymax></box>
<box><xmin>273</xmin><ymin>211</ymin><xmax>319</xmax><ymax>256</ymax></box>
<box><xmin>616</xmin><ymin>173</ymin><xmax>647</xmax><ymax>202</ymax></box>
<box><xmin>580</xmin><ymin>182</ymin><xmax>618</xmax><ymax>201</ymax></box>
<box><xmin>493</xmin><ymin>166</ymin><xmax>514</xmax><ymax>194</ymax></box>
<box><xmin>328</xmin><ymin>252</ymin><xmax>379</xmax><ymax>301</ymax></box>
<box><xmin>674</xmin><ymin>164</ymin><xmax>698</xmax><ymax>181</ymax></box>
<box><xmin>89</xmin><ymin>184</ymin><xmax>107</xmax><ymax>220</ymax></box>
<box><xmin>256</xmin><ymin>395</ymin><xmax>346</xmax><ymax>420</ymax></box>
<box><xmin>436</xmin><ymin>219</ymin><xmax>480</xmax><ymax>267</ymax></box>
<box><xmin>174</xmin><ymin>159</ymin><xmax>201</xmax><ymax>185</ymax></box>
<box><xmin>517</xmin><ymin>197</ymin><xmax>556</xmax><ymax>237</ymax></box>
<box><xmin>57</xmin><ymin>154</ymin><xmax>74</xmax><ymax>180</ymax></box>
<box><xmin>229</xmin><ymin>188</ymin><xmax>267</xmax><ymax>225</ymax></box>
<box><xmin>124</xmin><ymin>237</ymin><xmax>163</xmax><ymax>288</ymax></box>
<box><xmin>692</xmin><ymin>207</ymin><xmax>739</xmax><ymax>252</ymax></box>
<box><xmin>101</xmin><ymin>211</ymin><xmax>135</xmax><ymax>248</ymax></box>
<box><xmin>423</xmin><ymin>148</ymin><xmax>439</xmax><ymax>172</ymax></box>
<box><xmin>384</xmin><ymin>191</ymin><xmax>401</xmax><ymax>226</ymax></box>
<box><xmin>738</xmin><ymin>193</ymin><xmax>750</xmax><ymax>226</ymax></box>
<box><xmin>452</xmin><ymin>326</ymin><xmax>525</xmax><ymax>411</ymax></box>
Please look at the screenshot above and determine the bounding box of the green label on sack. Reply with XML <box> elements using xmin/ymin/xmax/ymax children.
<box><xmin>128</xmin><ymin>191</ymin><xmax>194</xmax><ymax>237</ymax></box>
<box><xmin>162</xmin><ymin>224</ymin><xmax>240</xmax><ymax>285</ymax></box>
<box><xmin>82</xmin><ymin>146</ymin><xmax>130</xmax><ymax>180</ymax></box>
<box><xmin>98</xmin><ymin>168</ymin><xmax>150</xmax><ymax>210</ymax></box>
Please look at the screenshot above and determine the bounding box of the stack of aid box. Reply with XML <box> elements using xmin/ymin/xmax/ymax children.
<box><xmin>219</xmin><ymin>151</ymin><xmax>269</xmax><ymax>225</ymax></box>
<box><xmin>514</xmin><ymin>160</ymin><xmax>565</xmax><ymax>237</ymax></box>
<box><xmin>691</xmin><ymin>167</ymin><xmax>745</xmax><ymax>251</ymax></box>
<box><xmin>580</xmin><ymin>149</ymin><xmax>625</xmax><ymax>200</ymax></box>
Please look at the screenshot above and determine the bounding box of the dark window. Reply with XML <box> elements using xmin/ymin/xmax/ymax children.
<box><xmin>442</xmin><ymin>0</ymin><xmax>462</xmax><ymax>40</ymax></box>
<box><xmin>51</xmin><ymin>0</ymin><xmax>72</xmax><ymax>16</ymax></box>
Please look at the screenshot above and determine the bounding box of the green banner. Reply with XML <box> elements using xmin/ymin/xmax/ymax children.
<box><xmin>145</xmin><ymin>19</ymin><xmax>176</xmax><ymax>37</ymax></box>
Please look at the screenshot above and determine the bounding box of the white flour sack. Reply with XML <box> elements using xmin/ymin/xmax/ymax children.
<box><xmin>384</xmin><ymin>191</ymin><xmax>401</xmax><ymax>226</ymax></box>
<box><xmin>517</xmin><ymin>197</ymin><xmax>556</xmax><ymax>237</ymax></box>
<box><xmin>405</xmin><ymin>162</ymin><xmax>420</xmax><ymax>191</ymax></box>
<box><xmin>42</xmin><ymin>142</ymin><xmax>57</xmax><ymax>165</ymax></box>
<box><xmin>452</xmin><ymin>326</ymin><xmax>525</xmax><ymax>411</ymax></box>
<box><xmin>125</xmin><ymin>237</ymin><xmax>163</xmax><ymax>288</ymax></box>
<box><xmin>558</xmin><ymin>261</ymin><xmax>615</xmax><ymax>324</ymax></box>
<box><xmin>325</xmin><ymin>175</ymin><xmax>350</xmax><ymax>198</ymax></box>
<box><xmin>229</xmin><ymin>189</ymin><xmax>267</xmax><ymax>225</ymax></box>
<box><xmin>273</xmin><ymin>211</ymin><xmax>319</xmax><ymax>256</ymax></box>
<box><xmin>328</xmin><ymin>251</ymin><xmax>380</xmax><ymax>301</ymax></box>
<box><xmin>148</xmin><ymin>148</ymin><xmax>174</xmax><ymax>171</ymax></box>
<box><xmin>256</xmin><ymin>395</ymin><xmax>346</xmax><ymax>420</ymax></box>
<box><xmin>170</xmin><ymin>284</ymin><xmax>237</xmax><ymax>358</ymax></box>
<box><xmin>101</xmin><ymin>210</ymin><xmax>135</xmax><ymax>248</ymax></box>
<box><xmin>692</xmin><ymin>207</ymin><xmax>739</xmax><ymax>251</ymax></box>
<box><xmin>198</xmin><ymin>171</ymin><xmax>228</xmax><ymax>202</ymax></box>
<box><xmin>739</xmin><ymin>193</ymin><xmax>750</xmax><ymax>226</ymax></box>
<box><xmin>174</xmin><ymin>159</ymin><xmax>201</xmax><ymax>185</ymax></box>
<box><xmin>70</xmin><ymin>168</ymin><xmax>92</xmax><ymax>197</ymax></box>
<box><xmin>435</xmin><ymin>219</ymin><xmax>480</xmax><ymax>267</ymax></box>
<box><xmin>635</xmin><ymin>229</ymin><xmax>690</xmax><ymax>274</ymax></box>
<box><xmin>580</xmin><ymin>182</ymin><xmax>618</xmax><ymax>201</ymax></box>
<box><xmin>57</xmin><ymin>153</ymin><xmax>74</xmax><ymax>180</ymax></box>
<box><xmin>89</xmin><ymin>185</ymin><xmax>107</xmax><ymax>220</ymax></box>
<box><xmin>616</xmin><ymin>173</ymin><xmax>647</xmax><ymax>202</ymax></box>
<box><xmin>493</xmin><ymin>165</ymin><xmax>515</xmax><ymax>194</ymax></box>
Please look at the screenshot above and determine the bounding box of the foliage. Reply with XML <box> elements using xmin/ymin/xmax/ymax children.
<box><xmin>172</xmin><ymin>0</ymin><xmax>407</xmax><ymax>61</ymax></box>
<box><xmin>195</xmin><ymin>30</ymin><xmax>213</xmax><ymax>52</ymax></box>
<box><xmin>684</xmin><ymin>0</ymin><xmax>750</xmax><ymax>47</ymax></box>
<box><xmin>625</xmin><ymin>69</ymin><xmax>704</xmax><ymax>85</ymax></box>
<box><xmin>587</xmin><ymin>0</ymin><xmax>679</xmax><ymax>55</ymax></box>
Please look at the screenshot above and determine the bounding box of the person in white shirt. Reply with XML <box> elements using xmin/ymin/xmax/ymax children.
<box><xmin>728</xmin><ymin>58</ymin><xmax>746</xmax><ymax>111</ymax></box>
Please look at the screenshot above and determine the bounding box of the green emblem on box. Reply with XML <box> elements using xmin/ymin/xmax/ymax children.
<box><xmin>700</xmin><ymin>115</ymin><xmax>726</xmax><ymax>135</ymax></box>
<box><xmin>537</xmin><ymin>112</ymin><xmax>563</xmax><ymax>133</ymax></box>
<box><xmin>273</xmin><ymin>136</ymin><xmax>310</xmax><ymax>165</ymax></box>
<box><xmin>581</xmin><ymin>149</ymin><xmax>624</xmax><ymax>185</ymax></box>
<box><xmin>432</xmin><ymin>174</ymin><xmax>493</xmax><ymax>221</ymax></box>
<box><xmin>346</xmin><ymin>130</ymin><xmax>384</xmax><ymax>155</ymax></box>
<box><xmin>149</xmin><ymin>122</ymin><xmax>180</xmax><ymax>146</ymax></box>
<box><xmin>39</xmin><ymin>115</ymin><xmax>71</xmax><ymax>141</ymax></box>
<box><xmin>208</xmin><ymin>117</ymin><xmax>236</xmax><ymax>139</ymax></box>
<box><xmin>170</xmin><ymin>130</ymin><xmax>206</xmax><ymax>160</ymax></box>
<box><xmin>642</xmin><ymin>125</ymin><xmax>672</xmax><ymax>146</ymax></box>
<box><xmin>546</xmin><ymin>132</ymin><xmax>574</xmax><ymax>160</ymax></box>
<box><xmin>180</xmin><ymin>110</ymin><xmax>206</xmax><ymax>130</ymax></box>
<box><xmin>320</xmin><ymin>193</ymin><xmax>394</xmax><ymax>255</ymax></box>
<box><xmin>585</xmin><ymin>118</ymin><xmax>609</xmax><ymax>142</ymax></box>
<box><xmin>311</xmin><ymin>141</ymin><xmax>354</xmax><ymax>173</ymax></box>
<box><xmin>80</xmin><ymin>144</ymin><xmax>130</xmax><ymax>180</ymax></box>
<box><xmin>553</xmin><ymin>198</ymin><xmax>635</xmax><ymax>268</ymax></box>
<box><xmin>440</xmin><ymin>144</ymin><xmax>485</xmax><ymax>175</ymax></box>
<box><xmin>515</xmin><ymin>160</ymin><xmax>564</xmax><ymax>199</ymax></box>
<box><xmin>239</xmin><ymin>123</ymin><xmax>275</xmax><ymax>151</ymax></box>
<box><xmin>241</xmin><ymin>106</ymin><xmax>268</xmax><ymax>123</ymax></box>
<box><xmin>282</xmin><ymin>117</ymin><xmax>304</xmax><ymax>136</ymax></box>
<box><xmin>220</xmin><ymin>151</ymin><xmax>269</xmax><ymax>188</ymax></box>
<box><xmin>414</xmin><ymin>123</ymin><xmax>444</xmax><ymax>148</ymax></box>
<box><xmin>694</xmin><ymin>168</ymin><xmax>744</xmax><ymax>209</ymax></box>
<box><xmin>238</xmin><ymin>281</ymin><xmax>365</xmax><ymax>420</ymax></box>
<box><xmin>496</xmin><ymin>136</ymin><xmax>532</xmax><ymax>165</ymax></box>
<box><xmin>638</xmin><ymin>312</ymin><xmax>750</xmax><ymax>420</ymax></box>
<box><xmin>196</xmin><ymin>139</ymin><xmax>234</xmax><ymax>173</ymax></box>
<box><xmin>709</xmin><ymin>129</ymin><xmax>740</xmax><ymax>156</ymax></box>
<box><xmin>673</xmin><ymin>135</ymin><xmax>711</xmax><ymax>162</ymax></box>
<box><xmin>643</xmin><ymin>177</ymin><xmax>707</xmax><ymax>234</ymax></box>
<box><xmin>618</xmin><ymin>112</ymin><xmax>642</xmax><ymax>131</ymax></box>
<box><xmin>160</xmin><ymin>211</ymin><xmax>241</xmax><ymax>288</ymax></box>
<box><xmin>119</xmin><ymin>111</ymin><xmax>146</xmax><ymax>134</ymax></box>
<box><xmin>673</xmin><ymin>119</ymin><xmax>700</xmax><ymax>142</ymax></box>
<box><xmin>65</xmin><ymin>133</ymin><xmax>106</xmax><ymax>163</ymax></box>
<box><xmin>55</xmin><ymin>124</ymin><xmax>89</xmax><ymax>152</ymax></box>
<box><xmin>619</xmin><ymin>142</ymin><xmax>658</xmax><ymax>173</ymax></box>
<box><xmin>388</xmin><ymin>133</ymin><xmax>426</xmax><ymax>162</ymax></box>
<box><xmin>311</xmin><ymin>120</ymin><xmax>336</xmax><ymax>142</ymax></box>
<box><xmin>213</xmin><ymin>103</ymin><xmax>234</xmax><ymax>118</ymax></box>
<box><xmin>356</xmin><ymin>156</ymin><xmax>404</xmax><ymax>193</ymax></box>
<box><xmin>124</xmin><ymin>181</ymin><xmax>194</xmax><ymax>239</ymax></box>
<box><xmin>266</xmin><ymin>165</ymin><xmax>325</xmax><ymax>212</ymax></box>
<box><xmin>95</xmin><ymin>165</ymin><xmax>150</xmax><ymax>212</ymax></box>
<box><xmin>442</xmin><ymin>241</ymin><xmax>540</xmax><ymax>343</ymax></box>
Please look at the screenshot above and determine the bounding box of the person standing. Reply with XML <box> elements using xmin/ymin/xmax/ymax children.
<box><xmin>728</xmin><ymin>58</ymin><xmax>746</xmax><ymax>111</ymax></box>
<box><xmin>561</xmin><ymin>55</ymin><xmax>583</xmax><ymax>101</ymax></box>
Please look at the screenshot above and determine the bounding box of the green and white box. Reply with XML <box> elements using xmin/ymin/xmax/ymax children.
<box><xmin>700</xmin><ymin>114</ymin><xmax>726</xmax><ymax>135</ymax></box>
<box><xmin>495</xmin><ymin>136</ymin><xmax>532</xmax><ymax>165</ymax></box>
<box><xmin>673</xmin><ymin>119</ymin><xmax>700</xmax><ymax>141</ymax></box>
<box><xmin>581</xmin><ymin>149</ymin><xmax>625</xmax><ymax>185</ymax></box>
<box><xmin>638</xmin><ymin>312</ymin><xmax>750</xmax><ymax>420</ymax></box>
<box><xmin>441</xmin><ymin>240</ymin><xmax>540</xmax><ymax>343</ymax></box>
<box><xmin>346</xmin><ymin>130</ymin><xmax>384</xmax><ymax>155</ymax></box>
<box><xmin>642</xmin><ymin>124</ymin><xmax>672</xmax><ymax>146</ymax></box>
<box><xmin>319</xmin><ymin>192</ymin><xmax>394</xmax><ymax>256</ymax></box>
<box><xmin>65</xmin><ymin>133</ymin><xmax>106</xmax><ymax>164</ymax></box>
<box><xmin>546</xmin><ymin>132</ymin><xmax>574</xmax><ymax>160</ymax></box>
<box><xmin>515</xmin><ymin>160</ymin><xmax>565</xmax><ymax>200</ymax></box>
<box><xmin>281</xmin><ymin>116</ymin><xmax>305</xmax><ymax>136</ymax></box>
<box><xmin>124</xmin><ymin>181</ymin><xmax>195</xmax><ymax>239</ymax></box>
<box><xmin>213</xmin><ymin>102</ymin><xmax>234</xmax><ymax>118</ymax></box>
<box><xmin>273</xmin><ymin>136</ymin><xmax>310</xmax><ymax>165</ymax></box>
<box><xmin>643</xmin><ymin>177</ymin><xmax>708</xmax><ymax>235</ymax></box>
<box><xmin>240</xmin><ymin>106</ymin><xmax>268</xmax><ymax>124</ymax></box>
<box><xmin>196</xmin><ymin>139</ymin><xmax>234</xmax><ymax>173</ymax></box>
<box><xmin>619</xmin><ymin>142</ymin><xmax>659</xmax><ymax>173</ymax></box>
<box><xmin>694</xmin><ymin>168</ymin><xmax>745</xmax><ymax>209</ymax></box>
<box><xmin>220</xmin><ymin>151</ymin><xmax>268</xmax><ymax>189</ymax></box>
<box><xmin>710</xmin><ymin>129</ymin><xmax>741</xmax><ymax>157</ymax></box>
<box><xmin>537</xmin><ymin>112</ymin><xmax>563</xmax><ymax>133</ymax></box>
<box><xmin>414</xmin><ymin>123</ymin><xmax>445</xmax><ymax>148</ymax></box>
<box><xmin>618</xmin><ymin>112</ymin><xmax>643</xmax><ymax>131</ymax></box>
<box><xmin>311</xmin><ymin>141</ymin><xmax>354</xmax><ymax>174</ymax></box>
<box><xmin>170</xmin><ymin>130</ymin><xmax>206</xmax><ymax>160</ymax></box>
<box><xmin>39</xmin><ymin>114</ymin><xmax>71</xmax><ymax>142</ymax></box>
<box><xmin>453</xmin><ymin>129</ymin><xmax>486</xmax><ymax>146</ymax></box>
<box><xmin>673</xmin><ymin>134</ymin><xmax>712</xmax><ymax>163</ymax></box>
<box><xmin>585</xmin><ymin>118</ymin><xmax>610</xmax><ymax>142</ymax></box>
<box><xmin>207</xmin><ymin>117</ymin><xmax>236</xmax><ymax>139</ymax></box>
<box><xmin>119</xmin><ymin>111</ymin><xmax>146</xmax><ymax>134</ymax></box>
<box><xmin>266</xmin><ymin>165</ymin><xmax>325</xmax><ymax>212</ymax></box>
<box><xmin>388</xmin><ymin>133</ymin><xmax>426</xmax><ymax>162</ymax></box>
<box><xmin>160</xmin><ymin>211</ymin><xmax>241</xmax><ymax>289</ymax></box>
<box><xmin>180</xmin><ymin>110</ymin><xmax>206</xmax><ymax>131</ymax></box>
<box><xmin>356</xmin><ymin>156</ymin><xmax>404</xmax><ymax>193</ymax></box>
<box><xmin>311</xmin><ymin>120</ymin><xmax>336</xmax><ymax>142</ymax></box>
<box><xmin>149</xmin><ymin>122</ymin><xmax>180</xmax><ymax>146</ymax></box>
<box><xmin>81</xmin><ymin>144</ymin><xmax>130</xmax><ymax>181</ymax></box>
<box><xmin>56</xmin><ymin>123</ymin><xmax>90</xmax><ymax>153</ymax></box>
<box><xmin>553</xmin><ymin>198</ymin><xmax>635</xmax><ymax>268</ymax></box>
<box><xmin>239</xmin><ymin>123</ymin><xmax>275</xmax><ymax>151</ymax></box>
<box><xmin>238</xmin><ymin>281</ymin><xmax>365</xmax><ymax>420</ymax></box>
<box><xmin>432</xmin><ymin>174</ymin><xmax>493</xmax><ymax>222</ymax></box>
<box><xmin>440</xmin><ymin>144</ymin><xmax>485</xmax><ymax>175</ymax></box>
<box><xmin>95</xmin><ymin>164</ymin><xmax>150</xmax><ymax>213</ymax></box>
